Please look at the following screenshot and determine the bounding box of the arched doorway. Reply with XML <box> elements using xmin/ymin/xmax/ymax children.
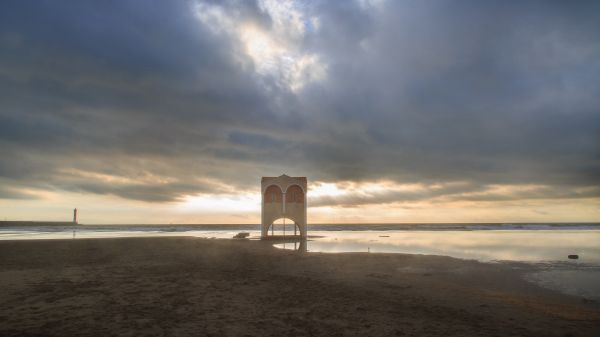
<box><xmin>267</xmin><ymin>217</ymin><xmax>301</xmax><ymax>237</ymax></box>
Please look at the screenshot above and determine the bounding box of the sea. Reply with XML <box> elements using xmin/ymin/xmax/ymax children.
<box><xmin>1</xmin><ymin>223</ymin><xmax>599</xmax><ymax>299</ymax></box>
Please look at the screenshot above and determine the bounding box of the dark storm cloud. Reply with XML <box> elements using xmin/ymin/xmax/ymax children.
<box><xmin>301</xmin><ymin>0</ymin><xmax>600</xmax><ymax>185</ymax></box>
<box><xmin>55</xmin><ymin>179</ymin><xmax>219</xmax><ymax>203</ymax></box>
<box><xmin>0</xmin><ymin>0</ymin><xmax>598</xmax><ymax>205</ymax></box>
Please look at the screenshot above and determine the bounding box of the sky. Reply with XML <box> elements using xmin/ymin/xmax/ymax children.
<box><xmin>0</xmin><ymin>0</ymin><xmax>599</xmax><ymax>224</ymax></box>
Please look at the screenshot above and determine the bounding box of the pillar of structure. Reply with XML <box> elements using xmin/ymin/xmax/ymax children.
<box><xmin>73</xmin><ymin>208</ymin><xmax>78</xmax><ymax>224</ymax></box>
<box><xmin>261</xmin><ymin>175</ymin><xmax>307</xmax><ymax>239</ymax></box>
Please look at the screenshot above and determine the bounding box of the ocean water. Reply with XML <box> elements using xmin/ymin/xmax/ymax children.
<box><xmin>2</xmin><ymin>223</ymin><xmax>599</xmax><ymax>299</ymax></box>
<box><xmin>1</xmin><ymin>223</ymin><xmax>599</xmax><ymax>263</ymax></box>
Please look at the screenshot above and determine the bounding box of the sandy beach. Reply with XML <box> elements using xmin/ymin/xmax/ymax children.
<box><xmin>0</xmin><ymin>237</ymin><xmax>598</xmax><ymax>336</ymax></box>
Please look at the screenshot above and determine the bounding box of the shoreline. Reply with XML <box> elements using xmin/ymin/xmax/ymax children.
<box><xmin>1</xmin><ymin>237</ymin><xmax>599</xmax><ymax>336</ymax></box>
<box><xmin>2</xmin><ymin>222</ymin><xmax>600</xmax><ymax>228</ymax></box>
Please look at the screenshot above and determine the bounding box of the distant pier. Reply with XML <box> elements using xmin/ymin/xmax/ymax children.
<box><xmin>0</xmin><ymin>221</ymin><xmax>76</xmax><ymax>227</ymax></box>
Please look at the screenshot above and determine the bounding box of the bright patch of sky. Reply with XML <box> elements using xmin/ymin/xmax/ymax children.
<box><xmin>194</xmin><ymin>0</ymin><xmax>326</xmax><ymax>92</ymax></box>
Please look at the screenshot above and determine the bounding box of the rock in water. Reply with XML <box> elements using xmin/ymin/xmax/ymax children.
<box><xmin>568</xmin><ymin>254</ymin><xmax>579</xmax><ymax>259</ymax></box>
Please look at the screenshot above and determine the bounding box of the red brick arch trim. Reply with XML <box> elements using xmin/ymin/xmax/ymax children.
<box><xmin>264</xmin><ymin>185</ymin><xmax>283</xmax><ymax>203</ymax></box>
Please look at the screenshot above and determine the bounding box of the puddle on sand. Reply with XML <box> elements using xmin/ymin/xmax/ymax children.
<box><xmin>275</xmin><ymin>230</ymin><xmax>600</xmax><ymax>299</ymax></box>
<box><xmin>526</xmin><ymin>269</ymin><xmax>600</xmax><ymax>300</ymax></box>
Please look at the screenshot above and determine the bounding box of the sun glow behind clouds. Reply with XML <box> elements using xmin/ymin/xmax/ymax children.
<box><xmin>179</xmin><ymin>193</ymin><xmax>260</xmax><ymax>213</ymax></box>
<box><xmin>309</xmin><ymin>182</ymin><xmax>346</xmax><ymax>197</ymax></box>
<box><xmin>194</xmin><ymin>0</ymin><xmax>326</xmax><ymax>92</ymax></box>
<box><xmin>3</xmin><ymin>180</ymin><xmax>597</xmax><ymax>224</ymax></box>
<box><xmin>240</xmin><ymin>24</ymin><xmax>285</xmax><ymax>75</ymax></box>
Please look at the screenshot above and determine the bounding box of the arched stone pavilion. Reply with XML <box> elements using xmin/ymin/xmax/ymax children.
<box><xmin>261</xmin><ymin>175</ymin><xmax>307</xmax><ymax>239</ymax></box>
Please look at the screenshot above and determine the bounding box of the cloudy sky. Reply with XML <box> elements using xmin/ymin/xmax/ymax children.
<box><xmin>1</xmin><ymin>0</ymin><xmax>599</xmax><ymax>224</ymax></box>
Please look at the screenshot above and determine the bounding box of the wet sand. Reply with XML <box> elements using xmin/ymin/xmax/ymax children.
<box><xmin>0</xmin><ymin>237</ymin><xmax>598</xmax><ymax>336</ymax></box>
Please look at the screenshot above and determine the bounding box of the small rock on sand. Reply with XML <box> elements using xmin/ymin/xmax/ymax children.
<box><xmin>233</xmin><ymin>232</ymin><xmax>250</xmax><ymax>239</ymax></box>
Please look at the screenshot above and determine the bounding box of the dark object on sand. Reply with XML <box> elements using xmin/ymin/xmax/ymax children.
<box><xmin>568</xmin><ymin>254</ymin><xmax>579</xmax><ymax>259</ymax></box>
<box><xmin>379</xmin><ymin>235</ymin><xmax>390</xmax><ymax>238</ymax></box>
<box><xmin>233</xmin><ymin>232</ymin><xmax>250</xmax><ymax>239</ymax></box>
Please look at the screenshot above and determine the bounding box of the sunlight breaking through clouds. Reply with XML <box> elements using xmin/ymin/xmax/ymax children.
<box><xmin>307</xmin><ymin>181</ymin><xmax>600</xmax><ymax>208</ymax></box>
<box><xmin>179</xmin><ymin>193</ymin><xmax>260</xmax><ymax>213</ymax></box>
<box><xmin>1</xmin><ymin>1</ymin><xmax>599</xmax><ymax>224</ymax></box>
<box><xmin>194</xmin><ymin>0</ymin><xmax>326</xmax><ymax>92</ymax></box>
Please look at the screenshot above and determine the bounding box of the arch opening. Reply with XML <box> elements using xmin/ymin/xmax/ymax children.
<box><xmin>267</xmin><ymin>217</ymin><xmax>301</xmax><ymax>237</ymax></box>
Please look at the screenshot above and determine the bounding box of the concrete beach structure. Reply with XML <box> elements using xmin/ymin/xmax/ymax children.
<box><xmin>261</xmin><ymin>175</ymin><xmax>307</xmax><ymax>239</ymax></box>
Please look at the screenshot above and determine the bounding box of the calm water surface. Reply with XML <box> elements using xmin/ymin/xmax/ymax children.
<box><xmin>2</xmin><ymin>226</ymin><xmax>599</xmax><ymax>264</ymax></box>
<box><xmin>277</xmin><ymin>230</ymin><xmax>600</xmax><ymax>264</ymax></box>
<box><xmin>2</xmin><ymin>225</ymin><xmax>599</xmax><ymax>298</ymax></box>
<box><xmin>277</xmin><ymin>230</ymin><xmax>600</xmax><ymax>299</ymax></box>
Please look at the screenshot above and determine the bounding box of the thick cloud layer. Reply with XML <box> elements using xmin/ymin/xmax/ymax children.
<box><xmin>0</xmin><ymin>0</ymin><xmax>599</xmax><ymax>206</ymax></box>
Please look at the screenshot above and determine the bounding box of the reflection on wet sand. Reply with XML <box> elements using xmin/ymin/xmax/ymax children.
<box><xmin>276</xmin><ymin>230</ymin><xmax>600</xmax><ymax>264</ymax></box>
<box><xmin>274</xmin><ymin>230</ymin><xmax>600</xmax><ymax>299</ymax></box>
<box><xmin>271</xmin><ymin>238</ymin><xmax>308</xmax><ymax>252</ymax></box>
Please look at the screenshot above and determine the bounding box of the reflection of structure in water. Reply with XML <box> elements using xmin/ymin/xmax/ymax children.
<box><xmin>275</xmin><ymin>238</ymin><xmax>308</xmax><ymax>253</ymax></box>
<box><xmin>283</xmin><ymin>239</ymin><xmax>308</xmax><ymax>252</ymax></box>
<box><xmin>261</xmin><ymin>175</ymin><xmax>307</xmax><ymax>239</ymax></box>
